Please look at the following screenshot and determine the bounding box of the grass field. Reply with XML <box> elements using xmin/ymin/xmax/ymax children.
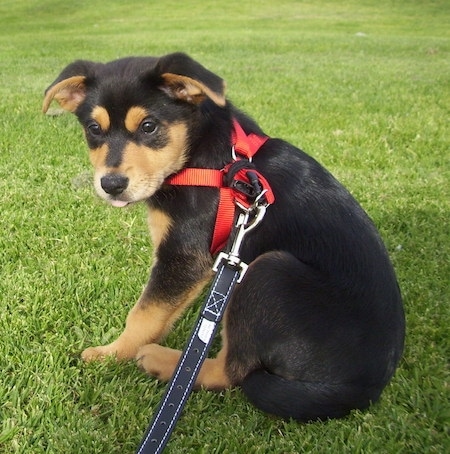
<box><xmin>0</xmin><ymin>0</ymin><xmax>449</xmax><ymax>452</ymax></box>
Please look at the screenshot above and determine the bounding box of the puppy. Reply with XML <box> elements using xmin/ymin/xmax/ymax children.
<box><xmin>43</xmin><ymin>52</ymin><xmax>404</xmax><ymax>421</ymax></box>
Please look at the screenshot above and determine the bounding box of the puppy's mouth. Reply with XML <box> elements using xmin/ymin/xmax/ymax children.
<box><xmin>109</xmin><ymin>199</ymin><xmax>130</xmax><ymax>208</ymax></box>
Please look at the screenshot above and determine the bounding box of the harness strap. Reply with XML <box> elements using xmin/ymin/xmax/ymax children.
<box><xmin>165</xmin><ymin>168</ymin><xmax>222</xmax><ymax>187</ymax></box>
<box><xmin>231</xmin><ymin>119</ymin><xmax>269</xmax><ymax>159</ymax></box>
<box><xmin>211</xmin><ymin>187</ymin><xmax>236</xmax><ymax>254</ymax></box>
<box><xmin>165</xmin><ymin>119</ymin><xmax>273</xmax><ymax>254</ymax></box>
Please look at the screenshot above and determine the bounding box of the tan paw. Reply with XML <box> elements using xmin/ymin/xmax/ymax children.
<box><xmin>136</xmin><ymin>344</ymin><xmax>181</xmax><ymax>381</ymax></box>
<box><xmin>81</xmin><ymin>345</ymin><xmax>117</xmax><ymax>362</ymax></box>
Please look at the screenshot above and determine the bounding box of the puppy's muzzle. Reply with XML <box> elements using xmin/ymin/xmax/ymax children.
<box><xmin>100</xmin><ymin>174</ymin><xmax>129</xmax><ymax>196</ymax></box>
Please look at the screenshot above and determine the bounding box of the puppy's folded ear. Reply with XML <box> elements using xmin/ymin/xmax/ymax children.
<box><xmin>156</xmin><ymin>52</ymin><xmax>226</xmax><ymax>107</ymax></box>
<box><xmin>42</xmin><ymin>60</ymin><xmax>98</xmax><ymax>113</ymax></box>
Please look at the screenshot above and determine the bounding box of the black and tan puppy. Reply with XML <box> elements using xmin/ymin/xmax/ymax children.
<box><xmin>43</xmin><ymin>52</ymin><xmax>404</xmax><ymax>421</ymax></box>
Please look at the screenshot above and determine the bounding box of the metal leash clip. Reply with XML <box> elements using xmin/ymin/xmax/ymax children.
<box><xmin>213</xmin><ymin>193</ymin><xmax>268</xmax><ymax>283</ymax></box>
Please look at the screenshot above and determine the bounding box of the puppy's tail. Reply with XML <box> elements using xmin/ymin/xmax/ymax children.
<box><xmin>241</xmin><ymin>369</ymin><xmax>378</xmax><ymax>422</ymax></box>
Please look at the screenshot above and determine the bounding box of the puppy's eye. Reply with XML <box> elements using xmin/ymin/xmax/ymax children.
<box><xmin>141</xmin><ymin>119</ymin><xmax>158</xmax><ymax>135</ymax></box>
<box><xmin>87</xmin><ymin>122</ymin><xmax>102</xmax><ymax>136</ymax></box>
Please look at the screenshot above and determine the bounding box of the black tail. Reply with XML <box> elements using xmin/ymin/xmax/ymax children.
<box><xmin>241</xmin><ymin>369</ymin><xmax>380</xmax><ymax>422</ymax></box>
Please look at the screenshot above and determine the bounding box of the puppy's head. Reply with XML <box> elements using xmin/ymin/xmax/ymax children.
<box><xmin>43</xmin><ymin>53</ymin><xmax>226</xmax><ymax>207</ymax></box>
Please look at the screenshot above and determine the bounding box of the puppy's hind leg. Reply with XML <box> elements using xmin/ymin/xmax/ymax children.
<box><xmin>225</xmin><ymin>250</ymin><xmax>374</xmax><ymax>421</ymax></box>
<box><xmin>137</xmin><ymin>325</ymin><xmax>232</xmax><ymax>390</ymax></box>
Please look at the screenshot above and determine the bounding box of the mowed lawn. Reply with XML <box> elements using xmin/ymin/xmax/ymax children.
<box><xmin>0</xmin><ymin>0</ymin><xmax>448</xmax><ymax>452</ymax></box>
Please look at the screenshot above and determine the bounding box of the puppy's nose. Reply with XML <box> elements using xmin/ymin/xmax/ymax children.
<box><xmin>100</xmin><ymin>174</ymin><xmax>129</xmax><ymax>196</ymax></box>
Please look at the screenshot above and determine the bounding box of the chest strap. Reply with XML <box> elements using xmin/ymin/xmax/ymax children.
<box><xmin>165</xmin><ymin>119</ymin><xmax>274</xmax><ymax>254</ymax></box>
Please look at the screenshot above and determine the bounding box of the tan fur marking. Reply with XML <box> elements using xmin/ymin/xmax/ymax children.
<box><xmin>161</xmin><ymin>73</ymin><xmax>226</xmax><ymax>107</ymax></box>
<box><xmin>137</xmin><ymin>323</ymin><xmax>231</xmax><ymax>389</ymax></box>
<box><xmin>120</xmin><ymin>122</ymin><xmax>188</xmax><ymax>179</ymax></box>
<box><xmin>195</xmin><ymin>323</ymin><xmax>231</xmax><ymax>389</ymax></box>
<box><xmin>89</xmin><ymin>143</ymin><xmax>108</xmax><ymax>167</ymax></box>
<box><xmin>91</xmin><ymin>106</ymin><xmax>110</xmax><ymax>132</ymax></box>
<box><xmin>136</xmin><ymin>345</ymin><xmax>184</xmax><ymax>381</ymax></box>
<box><xmin>81</xmin><ymin>272</ymin><xmax>212</xmax><ymax>362</ymax></box>
<box><xmin>124</xmin><ymin>106</ymin><xmax>148</xmax><ymax>133</ymax></box>
<box><xmin>147</xmin><ymin>208</ymin><xmax>172</xmax><ymax>251</ymax></box>
<box><xmin>42</xmin><ymin>76</ymin><xmax>87</xmax><ymax>113</ymax></box>
<box><xmin>81</xmin><ymin>301</ymin><xmax>177</xmax><ymax>361</ymax></box>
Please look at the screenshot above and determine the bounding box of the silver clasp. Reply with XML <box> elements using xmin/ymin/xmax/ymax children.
<box><xmin>231</xmin><ymin>145</ymin><xmax>252</xmax><ymax>163</ymax></box>
<box><xmin>212</xmin><ymin>199</ymin><xmax>268</xmax><ymax>282</ymax></box>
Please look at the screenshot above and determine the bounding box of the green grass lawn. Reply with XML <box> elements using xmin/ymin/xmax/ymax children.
<box><xmin>1</xmin><ymin>0</ymin><xmax>448</xmax><ymax>452</ymax></box>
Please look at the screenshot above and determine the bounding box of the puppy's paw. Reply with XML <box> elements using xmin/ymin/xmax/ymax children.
<box><xmin>136</xmin><ymin>344</ymin><xmax>159</xmax><ymax>376</ymax></box>
<box><xmin>136</xmin><ymin>344</ymin><xmax>180</xmax><ymax>381</ymax></box>
<box><xmin>81</xmin><ymin>345</ymin><xmax>116</xmax><ymax>362</ymax></box>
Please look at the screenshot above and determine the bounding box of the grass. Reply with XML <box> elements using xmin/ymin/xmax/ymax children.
<box><xmin>0</xmin><ymin>0</ymin><xmax>448</xmax><ymax>452</ymax></box>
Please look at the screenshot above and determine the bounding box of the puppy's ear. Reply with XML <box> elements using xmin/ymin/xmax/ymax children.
<box><xmin>42</xmin><ymin>60</ymin><xmax>98</xmax><ymax>113</ymax></box>
<box><xmin>156</xmin><ymin>52</ymin><xmax>226</xmax><ymax>107</ymax></box>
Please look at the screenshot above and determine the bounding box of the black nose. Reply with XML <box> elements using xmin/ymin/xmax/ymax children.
<box><xmin>100</xmin><ymin>174</ymin><xmax>129</xmax><ymax>196</ymax></box>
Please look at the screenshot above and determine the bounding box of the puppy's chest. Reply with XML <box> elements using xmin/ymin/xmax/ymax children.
<box><xmin>147</xmin><ymin>208</ymin><xmax>173</xmax><ymax>250</ymax></box>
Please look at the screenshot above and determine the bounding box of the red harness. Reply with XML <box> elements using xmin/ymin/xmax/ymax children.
<box><xmin>166</xmin><ymin>119</ymin><xmax>275</xmax><ymax>254</ymax></box>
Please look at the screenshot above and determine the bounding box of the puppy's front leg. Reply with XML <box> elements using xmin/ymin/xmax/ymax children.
<box><xmin>82</xmin><ymin>295</ymin><xmax>180</xmax><ymax>361</ymax></box>
<box><xmin>81</xmin><ymin>252</ymin><xmax>212</xmax><ymax>362</ymax></box>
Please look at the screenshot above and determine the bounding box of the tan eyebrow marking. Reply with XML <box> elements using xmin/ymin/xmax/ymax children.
<box><xmin>125</xmin><ymin>106</ymin><xmax>148</xmax><ymax>133</ymax></box>
<box><xmin>91</xmin><ymin>106</ymin><xmax>110</xmax><ymax>131</ymax></box>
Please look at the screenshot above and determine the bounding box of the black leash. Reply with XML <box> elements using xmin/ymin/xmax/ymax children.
<box><xmin>136</xmin><ymin>200</ymin><xmax>268</xmax><ymax>454</ymax></box>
